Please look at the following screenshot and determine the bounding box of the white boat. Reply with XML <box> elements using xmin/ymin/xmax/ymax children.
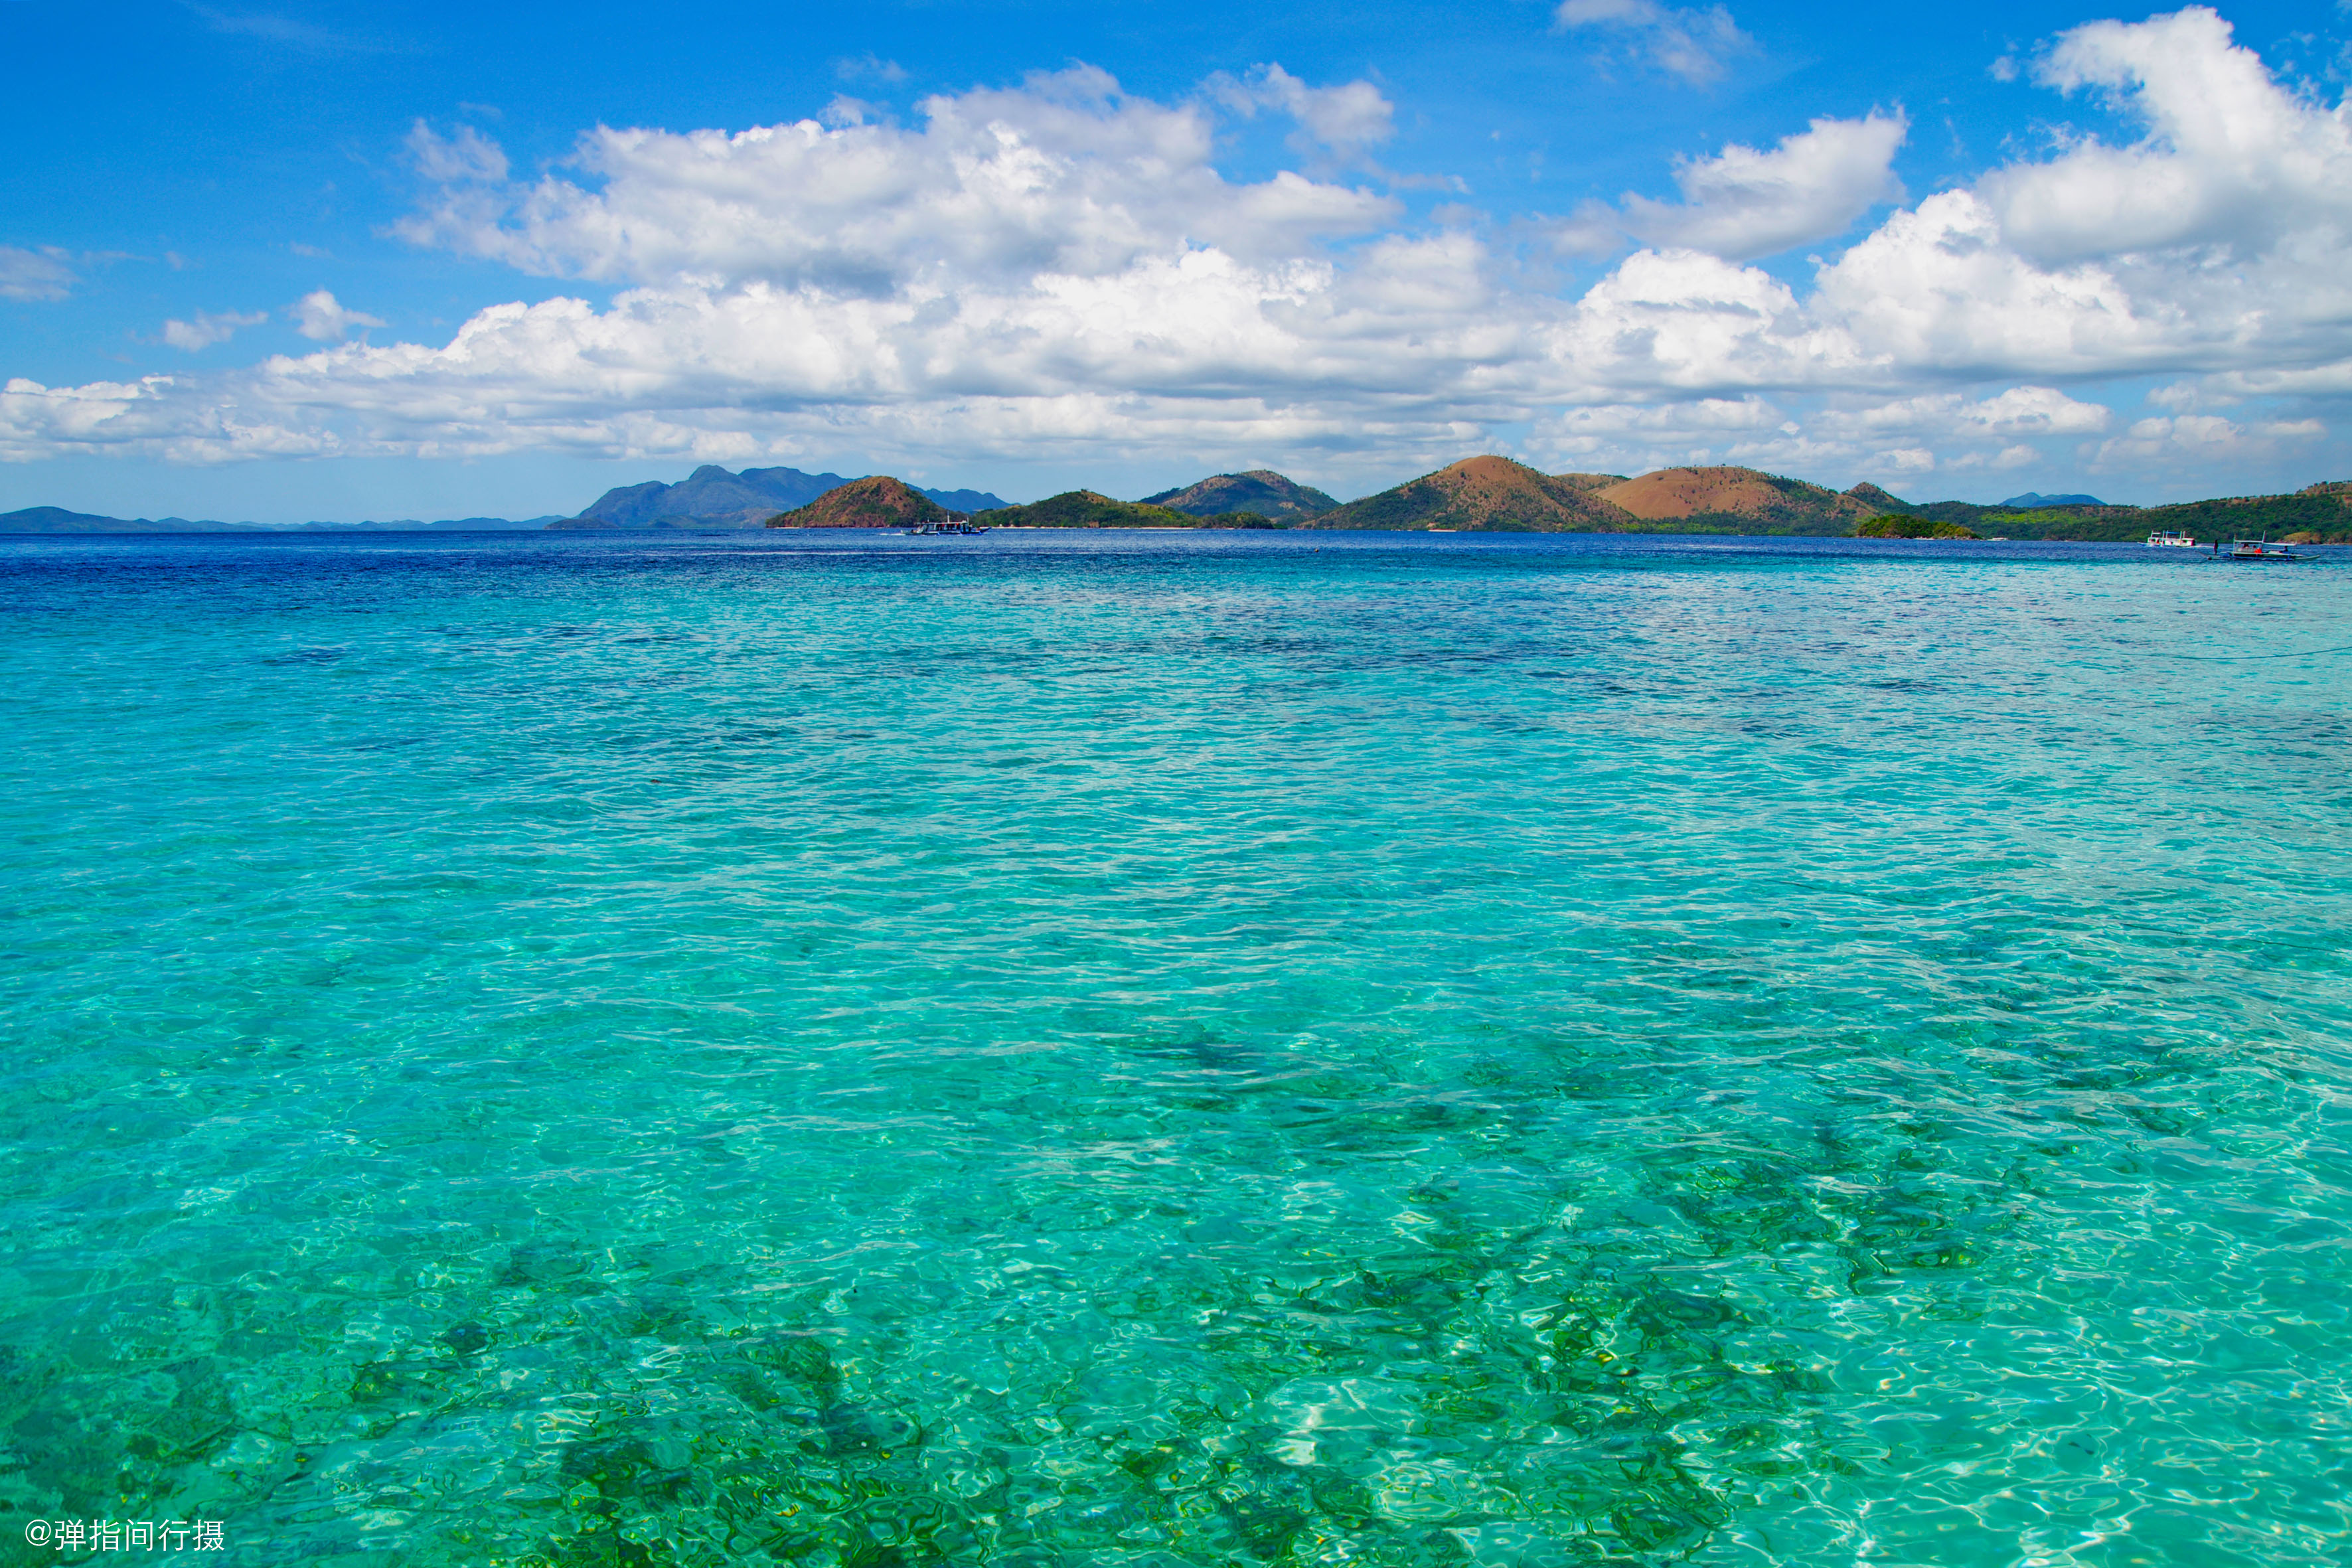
<box><xmin>2146</xmin><ymin>530</ymin><xmax>2197</xmax><ymax>547</ymax></box>
<box><xmin>2226</xmin><ymin>534</ymin><xmax>2299</xmax><ymax>562</ymax></box>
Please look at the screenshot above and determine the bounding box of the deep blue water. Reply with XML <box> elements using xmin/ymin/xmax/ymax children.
<box><xmin>1</xmin><ymin>530</ymin><xmax>2347</xmax><ymax>1567</ymax></box>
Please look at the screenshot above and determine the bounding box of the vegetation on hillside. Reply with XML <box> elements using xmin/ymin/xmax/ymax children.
<box><xmin>974</xmin><ymin>491</ymin><xmax>1195</xmax><ymax>528</ymax></box>
<box><xmin>1142</xmin><ymin>471</ymin><xmax>1336</xmax><ymax>519</ymax></box>
<box><xmin>1867</xmin><ymin>481</ymin><xmax>2352</xmax><ymax>542</ymax></box>
<box><xmin>1857</xmin><ymin>516</ymin><xmax>1981</xmax><ymax>540</ymax></box>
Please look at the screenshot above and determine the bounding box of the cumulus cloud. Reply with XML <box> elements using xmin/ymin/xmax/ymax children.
<box><xmin>1</xmin><ymin>374</ymin><xmax>337</xmax><ymax>465</ymax></box>
<box><xmin>1824</xmin><ymin>386</ymin><xmax>2113</xmax><ymax>439</ymax></box>
<box><xmin>1208</xmin><ymin>64</ymin><xmax>1396</xmax><ymax>161</ymax></box>
<box><xmin>291</xmin><ymin>289</ymin><xmax>386</xmax><ymax>341</ymax></box>
<box><xmin>9</xmin><ymin>19</ymin><xmax>2352</xmax><ymax>487</ymax></box>
<box><xmin>834</xmin><ymin>53</ymin><xmax>907</xmax><ymax>84</ymax></box>
<box><xmin>0</xmin><ymin>245</ymin><xmax>78</xmax><ymax>302</ymax></box>
<box><xmin>1986</xmin><ymin>7</ymin><xmax>2352</xmax><ymax>264</ymax></box>
<box><xmin>1554</xmin><ymin>0</ymin><xmax>1754</xmax><ymax>86</ymax></box>
<box><xmin>1810</xmin><ymin>15</ymin><xmax>2352</xmax><ymax>388</ymax></box>
<box><xmin>406</xmin><ymin>121</ymin><xmax>508</xmax><ymax>185</ymax></box>
<box><xmin>395</xmin><ymin>69</ymin><xmax>1397</xmax><ymax>293</ymax></box>
<box><xmin>1530</xmin><ymin>394</ymin><xmax>1788</xmax><ymax>470</ymax></box>
<box><xmin>1525</xmin><ymin>385</ymin><xmax>2113</xmax><ymax>480</ymax></box>
<box><xmin>161</xmin><ymin>309</ymin><xmax>268</xmax><ymax>351</ymax></box>
<box><xmin>1589</xmin><ymin>112</ymin><xmax>1907</xmax><ymax>260</ymax></box>
<box><xmin>2092</xmin><ymin>411</ymin><xmax>2323</xmax><ymax>469</ymax></box>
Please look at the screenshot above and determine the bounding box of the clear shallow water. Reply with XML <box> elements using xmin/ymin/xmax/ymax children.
<box><xmin>1</xmin><ymin>529</ymin><xmax>2347</xmax><ymax>1568</ymax></box>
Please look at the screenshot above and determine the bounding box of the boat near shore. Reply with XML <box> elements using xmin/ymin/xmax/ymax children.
<box><xmin>2147</xmin><ymin>530</ymin><xmax>2197</xmax><ymax>547</ymax></box>
<box><xmin>2224</xmin><ymin>534</ymin><xmax>2300</xmax><ymax>562</ymax></box>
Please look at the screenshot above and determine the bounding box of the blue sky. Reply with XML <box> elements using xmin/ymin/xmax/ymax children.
<box><xmin>4</xmin><ymin>0</ymin><xmax>2351</xmax><ymax>520</ymax></box>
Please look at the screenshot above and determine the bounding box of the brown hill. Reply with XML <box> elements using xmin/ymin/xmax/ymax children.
<box><xmin>1597</xmin><ymin>467</ymin><xmax>1875</xmax><ymax>534</ymax></box>
<box><xmin>1845</xmin><ymin>482</ymin><xmax>1915</xmax><ymax>516</ymax></box>
<box><xmin>765</xmin><ymin>475</ymin><xmax>948</xmax><ymax>529</ymax></box>
<box><xmin>1311</xmin><ymin>456</ymin><xmax>1636</xmax><ymax>531</ymax></box>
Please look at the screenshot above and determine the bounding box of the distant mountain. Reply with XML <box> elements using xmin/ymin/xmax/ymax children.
<box><xmin>0</xmin><ymin>506</ymin><xmax>243</xmax><ymax>533</ymax></box>
<box><xmin>2001</xmin><ymin>491</ymin><xmax>2104</xmax><ymax>507</ymax></box>
<box><xmin>560</xmin><ymin>465</ymin><xmax>1008</xmax><ymax>528</ymax></box>
<box><xmin>567</xmin><ymin>464</ymin><xmax>848</xmax><ymax>528</ymax></box>
<box><xmin>916</xmin><ymin>487</ymin><xmax>1008</xmax><ymax>514</ymax></box>
<box><xmin>766</xmin><ymin>476</ymin><xmax>947</xmax><ymax>529</ymax></box>
<box><xmin>1596</xmin><ymin>467</ymin><xmax>1875</xmax><ymax>534</ymax></box>
<box><xmin>1310</xmin><ymin>457</ymin><xmax>1633</xmax><ymax>531</ymax></box>
<box><xmin>975</xmin><ymin>491</ymin><xmax>1193</xmax><ymax>528</ymax></box>
<box><xmin>0</xmin><ymin>506</ymin><xmax>560</xmax><ymax>533</ymax></box>
<box><xmin>1142</xmin><ymin>470</ymin><xmax>1337</xmax><ymax>520</ymax></box>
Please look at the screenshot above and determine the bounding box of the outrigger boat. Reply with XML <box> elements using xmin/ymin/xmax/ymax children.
<box><xmin>2221</xmin><ymin>533</ymin><xmax>2300</xmax><ymax>562</ymax></box>
<box><xmin>901</xmin><ymin>518</ymin><xmax>990</xmax><ymax>536</ymax></box>
<box><xmin>2146</xmin><ymin>530</ymin><xmax>2197</xmax><ymax>547</ymax></box>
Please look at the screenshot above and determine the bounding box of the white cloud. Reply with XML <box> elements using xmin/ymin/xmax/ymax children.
<box><xmin>1554</xmin><ymin>0</ymin><xmax>1754</xmax><ymax>86</ymax></box>
<box><xmin>1924</xmin><ymin>443</ymin><xmax>2039</xmax><ymax>471</ymax></box>
<box><xmin>1986</xmin><ymin>7</ymin><xmax>2352</xmax><ymax>265</ymax></box>
<box><xmin>1208</xmin><ymin>64</ymin><xmax>1395</xmax><ymax>161</ymax></box>
<box><xmin>395</xmin><ymin>69</ymin><xmax>1397</xmax><ymax>293</ymax></box>
<box><xmin>406</xmin><ymin>121</ymin><xmax>507</xmax><ymax>185</ymax></box>
<box><xmin>11</xmin><ymin>23</ymin><xmax>2352</xmax><ymax>491</ymax></box>
<box><xmin>1824</xmin><ymin>386</ymin><xmax>2112</xmax><ymax>439</ymax></box>
<box><xmin>2146</xmin><ymin>380</ymin><xmax>2217</xmax><ymax>411</ymax></box>
<box><xmin>161</xmin><ymin>309</ymin><xmax>267</xmax><ymax>351</ymax></box>
<box><xmin>0</xmin><ymin>245</ymin><xmax>77</xmax><ymax>301</ymax></box>
<box><xmin>834</xmin><ymin>54</ymin><xmax>907</xmax><ymax>84</ymax></box>
<box><xmin>2091</xmin><ymin>410</ymin><xmax>2325</xmax><ymax>469</ymax></box>
<box><xmin>1</xmin><ymin>374</ymin><xmax>335</xmax><ymax>464</ymax></box>
<box><xmin>1810</xmin><ymin>9</ymin><xmax>2352</xmax><ymax>394</ymax></box>
<box><xmin>1868</xmin><ymin>446</ymin><xmax>1938</xmax><ymax>473</ymax></box>
<box><xmin>291</xmin><ymin>289</ymin><xmax>386</xmax><ymax>341</ymax></box>
<box><xmin>1606</xmin><ymin>112</ymin><xmax>1907</xmax><ymax>260</ymax></box>
<box><xmin>1528</xmin><ymin>394</ymin><xmax>1789</xmax><ymax>471</ymax></box>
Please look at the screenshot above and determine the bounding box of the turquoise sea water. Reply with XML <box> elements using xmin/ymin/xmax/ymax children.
<box><xmin>1</xmin><ymin>530</ymin><xmax>2347</xmax><ymax>1568</ymax></box>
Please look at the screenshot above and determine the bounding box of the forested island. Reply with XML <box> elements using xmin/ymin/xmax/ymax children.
<box><xmin>6</xmin><ymin>464</ymin><xmax>2346</xmax><ymax>541</ymax></box>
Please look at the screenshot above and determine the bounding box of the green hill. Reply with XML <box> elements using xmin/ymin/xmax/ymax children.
<box><xmin>1857</xmin><ymin>516</ymin><xmax>1980</xmax><ymax>540</ymax></box>
<box><xmin>1142</xmin><ymin>471</ymin><xmax>1336</xmax><ymax>520</ymax></box>
<box><xmin>974</xmin><ymin>491</ymin><xmax>1194</xmax><ymax>528</ymax></box>
<box><xmin>1853</xmin><ymin>480</ymin><xmax>2351</xmax><ymax>542</ymax></box>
